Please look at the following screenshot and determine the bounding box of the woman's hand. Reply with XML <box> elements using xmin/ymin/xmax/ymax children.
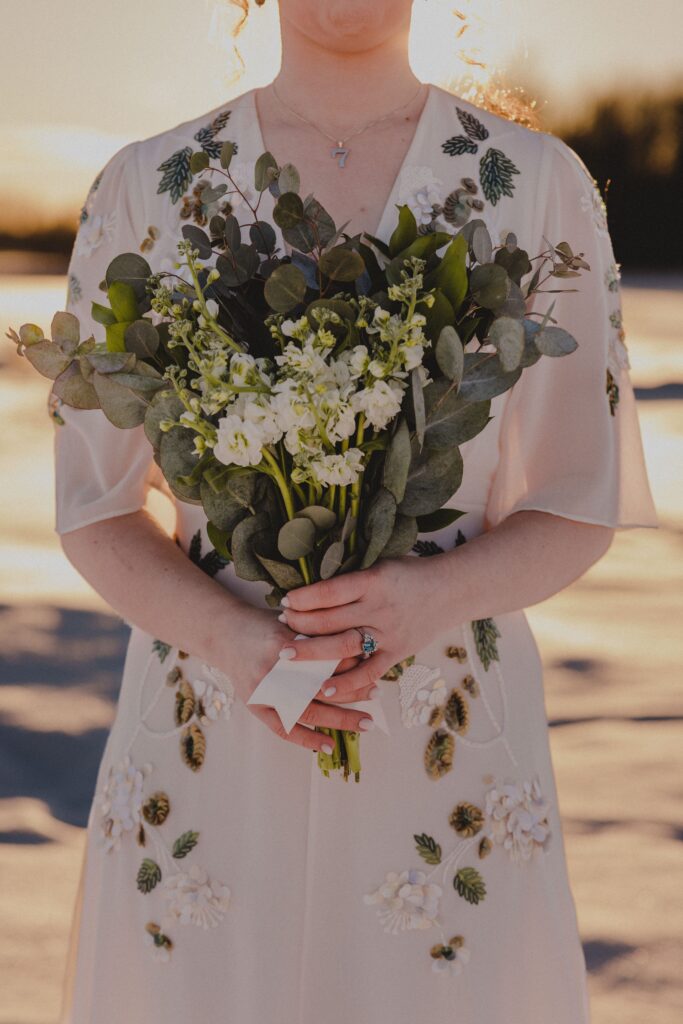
<box><xmin>216</xmin><ymin>603</ymin><xmax>375</xmax><ymax>753</ymax></box>
<box><xmin>276</xmin><ymin>556</ymin><xmax>454</xmax><ymax>703</ymax></box>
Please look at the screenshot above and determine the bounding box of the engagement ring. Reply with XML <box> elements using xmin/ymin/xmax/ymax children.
<box><xmin>354</xmin><ymin>627</ymin><xmax>378</xmax><ymax>659</ymax></box>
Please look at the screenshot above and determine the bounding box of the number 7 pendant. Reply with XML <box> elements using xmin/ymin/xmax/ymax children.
<box><xmin>331</xmin><ymin>144</ymin><xmax>349</xmax><ymax>168</ymax></box>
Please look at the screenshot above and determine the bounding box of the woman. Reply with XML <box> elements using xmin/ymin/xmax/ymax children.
<box><xmin>54</xmin><ymin>1</ymin><xmax>658</xmax><ymax>1021</ymax></box>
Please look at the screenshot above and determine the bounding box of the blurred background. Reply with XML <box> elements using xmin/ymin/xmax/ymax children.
<box><xmin>0</xmin><ymin>1</ymin><xmax>681</xmax><ymax>1021</ymax></box>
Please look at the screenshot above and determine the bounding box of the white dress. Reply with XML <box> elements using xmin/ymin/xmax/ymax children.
<box><xmin>52</xmin><ymin>84</ymin><xmax>658</xmax><ymax>1024</ymax></box>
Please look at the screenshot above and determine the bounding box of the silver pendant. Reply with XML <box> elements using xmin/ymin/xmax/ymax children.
<box><xmin>330</xmin><ymin>143</ymin><xmax>349</xmax><ymax>168</ymax></box>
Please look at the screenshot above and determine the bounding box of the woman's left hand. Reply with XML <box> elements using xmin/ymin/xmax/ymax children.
<box><xmin>276</xmin><ymin>556</ymin><xmax>456</xmax><ymax>703</ymax></box>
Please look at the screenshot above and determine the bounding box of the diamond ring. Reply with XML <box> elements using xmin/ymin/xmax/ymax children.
<box><xmin>354</xmin><ymin>627</ymin><xmax>379</xmax><ymax>659</ymax></box>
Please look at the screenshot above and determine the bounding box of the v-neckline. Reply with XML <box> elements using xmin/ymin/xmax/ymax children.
<box><xmin>247</xmin><ymin>82</ymin><xmax>435</xmax><ymax>248</ymax></box>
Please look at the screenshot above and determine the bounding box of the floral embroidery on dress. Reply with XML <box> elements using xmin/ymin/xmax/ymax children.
<box><xmin>98</xmin><ymin>754</ymin><xmax>152</xmax><ymax>853</ymax></box>
<box><xmin>431</xmin><ymin>935</ymin><xmax>471</xmax><ymax>974</ymax></box>
<box><xmin>482</xmin><ymin>776</ymin><xmax>552</xmax><ymax>863</ymax></box>
<box><xmin>395</xmin><ymin>165</ymin><xmax>444</xmax><ymax>226</ymax></box>
<box><xmin>140</xmin><ymin>224</ymin><xmax>160</xmax><ymax>253</ymax></box>
<box><xmin>74</xmin><ymin>210</ymin><xmax>118</xmax><ymax>259</ymax></box>
<box><xmin>78</xmin><ymin>171</ymin><xmax>103</xmax><ymax>224</ymax></box>
<box><xmin>67</xmin><ymin>273</ymin><xmax>82</xmax><ymax>304</ymax></box>
<box><xmin>157</xmin><ymin>108</ymin><xmax>235</xmax><ymax>204</ymax></box>
<box><xmin>602</xmin><ymin>259</ymin><xmax>629</xmax><ymax>413</ymax></box>
<box><xmin>579</xmin><ymin>179</ymin><xmax>609</xmax><ymax>237</ymax></box>
<box><xmin>160</xmin><ymin>863</ymin><xmax>231</xmax><ymax>929</ymax></box>
<box><xmin>441</xmin><ymin>106</ymin><xmax>520</xmax><ymax>206</ymax></box>
<box><xmin>363</xmin><ymin>870</ymin><xmax>443</xmax><ymax>934</ymax></box>
<box><xmin>397</xmin><ymin>663</ymin><xmax>448</xmax><ymax>727</ymax></box>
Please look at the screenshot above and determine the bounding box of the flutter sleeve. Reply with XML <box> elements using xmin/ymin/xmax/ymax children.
<box><xmin>52</xmin><ymin>140</ymin><xmax>163</xmax><ymax>535</ymax></box>
<box><xmin>484</xmin><ymin>133</ymin><xmax>658</xmax><ymax>531</ymax></box>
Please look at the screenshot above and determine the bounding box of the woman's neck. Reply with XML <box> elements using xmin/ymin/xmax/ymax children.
<box><xmin>272</xmin><ymin>16</ymin><xmax>421</xmax><ymax>134</ymax></box>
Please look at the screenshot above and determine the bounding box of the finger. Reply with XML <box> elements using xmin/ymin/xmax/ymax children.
<box><xmin>278</xmin><ymin>603</ymin><xmax>364</xmax><ymax>636</ymax></box>
<box><xmin>278</xmin><ymin>628</ymin><xmax>369</xmax><ymax>663</ymax></box>
<box><xmin>297</xmin><ymin>699</ymin><xmax>375</xmax><ymax>732</ymax></box>
<box><xmin>316</xmin><ymin>654</ymin><xmax>394</xmax><ymax>703</ymax></box>
<box><xmin>332</xmin><ymin>655</ymin><xmax>363</xmax><ymax>674</ymax></box>
<box><xmin>249</xmin><ymin>705</ymin><xmax>337</xmax><ymax>753</ymax></box>
<box><xmin>282</xmin><ymin>573</ymin><xmax>367</xmax><ymax>612</ymax></box>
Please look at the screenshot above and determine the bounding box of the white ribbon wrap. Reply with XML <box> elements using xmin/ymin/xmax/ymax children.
<box><xmin>247</xmin><ymin>634</ymin><xmax>390</xmax><ymax>735</ymax></box>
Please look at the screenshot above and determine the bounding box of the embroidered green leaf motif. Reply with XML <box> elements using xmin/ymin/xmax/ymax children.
<box><xmin>414</xmin><ymin>833</ymin><xmax>442</xmax><ymax>865</ymax></box>
<box><xmin>472</xmin><ymin>617</ymin><xmax>501</xmax><ymax>670</ymax></box>
<box><xmin>137</xmin><ymin>858</ymin><xmax>162</xmax><ymax>894</ymax></box>
<box><xmin>157</xmin><ymin>146</ymin><xmax>193</xmax><ymax>204</ymax></box>
<box><xmin>172</xmin><ymin>830</ymin><xmax>200</xmax><ymax>858</ymax></box>
<box><xmin>454</xmin><ymin>866</ymin><xmax>486</xmax><ymax>905</ymax></box>
<box><xmin>412</xmin><ymin>540</ymin><xmax>445</xmax><ymax>557</ymax></box>
<box><xmin>457</xmin><ymin>106</ymin><xmax>490</xmax><ymax>142</ymax></box>
<box><xmin>193</xmin><ymin>108</ymin><xmax>233</xmax><ymax>160</ymax></box>
<box><xmin>444</xmin><ymin>689</ymin><xmax>469</xmax><ymax>734</ymax></box>
<box><xmin>442</xmin><ymin>135</ymin><xmax>478</xmax><ymax>157</ymax></box>
<box><xmin>479</xmin><ymin>148</ymin><xmax>521</xmax><ymax>206</ymax></box>
<box><xmin>152</xmin><ymin>639</ymin><xmax>172</xmax><ymax>663</ymax></box>
<box><xmin>186</xmin><ymin>528</ymin><xmax>230</xmax><ymax>578</ymax></box>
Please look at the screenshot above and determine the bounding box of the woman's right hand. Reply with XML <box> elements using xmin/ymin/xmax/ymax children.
<box><xmin>215</xmin><ymin>604</ymin><xmax>376</xmax><ymax>754</ymax></box>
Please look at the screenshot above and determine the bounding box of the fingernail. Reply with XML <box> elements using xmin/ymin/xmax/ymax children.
<box><xmin>358</xmin><ymin>717</ymin><xmax>374</xmax><ymax>731</ymax></box>
<box><xmin>368</xmin><ymin>685</ymin><xmax>380</xmax><ymax>699</ymax></box>
<box><xmin>323</xmin><ymin>685</ymin><xmax>336</xmax><ymax>697</ymax></box>
<box><xmin>321</xmin><ymin>742</ymin><xmax>334</xmax><ymax>755</ymax></box>
<box><xmin>281</xmin><ymin>595</ymin><xmax>290</xmax><ymax>607</ymax></box>
<box><xmin>278</xmin><ymin>647</ymin><xmax>296</xmax><ymax>660</ymax></box>
<box><xmin>277</xmin><ymin>612</ymin><xmax>287</xmax><ymax>623</ymax></box>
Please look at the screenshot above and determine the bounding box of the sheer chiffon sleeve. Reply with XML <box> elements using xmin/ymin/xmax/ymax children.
<box><xmin>484</xmin><ymin>134</ymin><xmax>658</xmax><ymax>531</ymax></box>
<box><xmin>52</xmin><ymin>141</ymin><xmax>163</xmax><ymax>535</ymax></box>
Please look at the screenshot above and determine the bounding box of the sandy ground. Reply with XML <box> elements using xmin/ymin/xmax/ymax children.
<box><xmin>0</xmin><ymin>275</ymin><xmax>681</xmax><ymax>1023</ymax></box>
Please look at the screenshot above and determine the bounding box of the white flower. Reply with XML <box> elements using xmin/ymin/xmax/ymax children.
<box><xmin>214</xmin><ymin>413</ymin><xmax>264</xmax><ymax>467</ymax></box>
<box><xmin>364</xmin><ymin>869</ymin><xmax>442</xmax><ymax>934</ymax></box>
<box><xmin>396</xmin><ymin>166</ymin><xmax>443</xmax><ymax>226</ymax></box>
<box><xmin>351</xmin><ymin>379</ymin><xmax>404</xmax><ymax>431</ymax></box>
<box><xmin>431</xmin><ymin>939</ymin><xmax>471</xmax><ymax>975</ymax></box>
<box><xmin>401</xmin><ymin>675</ymin><xmax>448</xmax><ymax>728</ymax></box>
<box><xmin>191</xmin><ymin>664</ymin><xmax>235</xmax><ymax>724</ymax></box>
<box><xmin>579</xmin><ymin>183</ymin><xmax>609</xmax><ymax>236</ymax></box>
<box><xmin>161</xmin><ymin>863</ymin><xmax>231</xmax><ymax>929</ymax></box>
<box><xmin>483</xmin><ymin>776</ymin><xmax>552</xmax><ymax>863</ymax></box>
<box><xmin>97</xmin><ymin>754</ymin><xmax>152</xmax><ymax>853</ymax></box>
<box><xmin>75</xmin><ymin>211</ymin><xmax>118</xmax><ymax>258</ymax></box>
<box><xmin>309</xmin><ymin>448</ymin><xmax>364</xmax><ymax>487</ymax></box>
<box><xmin>344</xmin><ymin>344</ymin><xmax>370</xmax><ymax>379</ymax></box>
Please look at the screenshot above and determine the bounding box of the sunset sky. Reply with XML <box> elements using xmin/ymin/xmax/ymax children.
<box><xmin>1</xmin><ymin>0</ymin><xmax>682</xmax><ymax>230</ymax></box>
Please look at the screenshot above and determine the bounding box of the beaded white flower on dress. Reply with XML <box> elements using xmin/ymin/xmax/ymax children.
<box><xmin>483</xmin><ymin>776</ymin><xmax>552</xmax><ymax>863</ymax></box>
<box><xmin>191</xmin><ymin>664</ymin><xmax>235</xmax><ymax>724</ymax></box>
<box><xmin>397</xmin><ymin>662</ymin><xmax>447</xmax><ymax>727</ymax></box>
<box><xmin>579</xmin><ymin>182</ymin><xmax>609</xmax><ymax>236</ymax></box>
<box><xmin>75</xmin><ymin>211</ymin><xmax>118</xmax><ymax>258</ymax></box>
<box><xmin>161</xmin><ymin>863</ymin><xmax>231</xmax><ymax>929</ymax></box>
<box><xmin>363</xmin><ymin>869</ymin><xmax>442</xmax><ymax>934</ymax></box>
<box><xmin>97</xmin><ymin>754</ymin><xmax>152</xmax><ymax>853</ymax></box>
<box><xmin>395</xmin><ymin>165</ymin><xmax>443</xmax><ymax>226</ymax></box>
<box><xmin>431</xmin><ymin>938</ymin><xmax>471</xmax><ymax>975</ymax></box>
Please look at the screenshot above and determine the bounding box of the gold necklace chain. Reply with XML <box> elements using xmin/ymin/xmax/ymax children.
<box><xmin>269</xmin><ymin>80</ymin><xmax>427</xmax><ymax>168</ymax></box>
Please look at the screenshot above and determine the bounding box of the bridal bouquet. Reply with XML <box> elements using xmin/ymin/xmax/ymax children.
<box><xmin>8</xmin><ymin>141</ymin><xmax>589</xmax><ymax>780</ymax></box>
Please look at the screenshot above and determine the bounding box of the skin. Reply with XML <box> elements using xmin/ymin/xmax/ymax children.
<box><xmin>60</xmin><ymin>0</ymin><xmax>615</xmax><ymax>755</ymax></box>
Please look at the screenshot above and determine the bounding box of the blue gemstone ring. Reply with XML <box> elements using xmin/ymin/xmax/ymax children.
<box><xmin>354</xmin><ymin>627</ymin><xmax>378</xmax><ymax>659</ymax></box>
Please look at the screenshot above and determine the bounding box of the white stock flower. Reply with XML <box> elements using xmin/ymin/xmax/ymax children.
<box><xmin>214</xmin><ymin>413</ymin><xmax>264</xmax><ymax>467</ymax></box>
<box><xmin>351</xmin><ymin>379</ymin><xmax>404</xmax><ymax>431</ymax></box>
<box><xmin>364</xmin><ymin>869</ymin><xmax>442</xmax><ymax>934</ymax></box>
<box><xmin>309</xmin><ymin>448</ymin><xmax>364</xmax><ymax>487</ymax></box>
<box><xmin>345</xmin><ymin>344</ymin><xmax>370</xmax><ymax>379</ymax></box>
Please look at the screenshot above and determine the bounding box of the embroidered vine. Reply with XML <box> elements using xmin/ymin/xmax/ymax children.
<box><xmin>441</xmin><ymin>106</ymin><xmax>521</xmax><ymax>206</ymax></box>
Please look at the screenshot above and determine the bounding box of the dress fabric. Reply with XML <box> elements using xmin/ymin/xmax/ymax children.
<box><xmin>52</xmin><ymin>84</ymin><xmax>658</xmax><ymax>1024</ymax></box>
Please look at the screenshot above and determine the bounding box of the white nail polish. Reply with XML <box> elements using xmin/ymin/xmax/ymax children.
<box><xmin>277</xmin><ymin>612</ymin><xmax>287</xmax><ymax>623</ymax></box>
<box><xmin>358</xmin><ymin>718</ymin><xmax>374</xmax><ymax>731</ymax></box>
<box><xmin>281</xmin><ymin>595</ymin><xmax>290</xmax><ymax>607</ymax></box>
<box><xmin>321</xmin><ymin>742</ymin><xmax>334</xmax><ymax>755</ymax></box>
<box><xmin>278</xmin><ymin>647</ymin><xmax>296</xmax><ymax>660</ymax></box>
<box><xmin>323</xmin><ymin>685</ymin><xmax>336</xmax><ymax>697</ymax></box>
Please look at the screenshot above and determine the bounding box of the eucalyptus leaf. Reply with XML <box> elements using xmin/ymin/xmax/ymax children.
<box><xmin>144</xmin><ymin>389</ymin><xmax>185</xmax><ymax>449</ymax></box>
<box><xmin>220</xmin><ymin>141</ymin><xmax>235</xmax><ymax>169</ymax></box>
<box><xmin>51</xmin><ymin>311</ymin><xmax>80</xmax><ymax>354</ymax></box>
<box><xmin>159</xmin><ymin>428</ymin><xmax>203</xmax><ymax>502</ymax></box>
<box><xmin>360</xmin><ymin>487</ymin><xmax>397</xmax><ymax>569</ymax></box>
<box><xmin>216</xmin><ymin>245</ymin><xmax>260</xmax><ymax>287</ymax></box>
<box><xmin>224</xmin><ymin>215</ymin><xmax>242</xmax><ymax>252</ymax></box>
<box><xmin>318</xmin><ymin>245</ymin><xmax>365</xmax><ymax>282</ymax></box>
<box><xmin>249</xmin><ymin>220</ymin><xmax>276</xmax><ymax>254</ymax></box>
<box><xmin>470</xmin><ymin>263</ymin><xmax>510</xmax><ymax>309</ymax></box>
<box><xmin>488</xmin><ymin>316</ymin><xmax>525</xmax><ymax>371</ymax></box>
<box><xmin>124</xmin><ymin>319</ymin><xmax>160</xmax><ymax>358</ymax></box>
<box><xmin>264</xmin><ymin>263</ymin><xmax>307</xmax><ymax>313</ymax></box>
<box><xmin>534</xmin><ymin>325</ymin><xmax>578</xmax><ymax>357</ymax></box>
<box><xmin>320</xmin><ymin>540</ymin><xmax>345</xmax><ymax>580</ymax></box>
<box><xmin>423</xmin><ymin>381</ymin><xmax>492</xmax><ymax>449</ymax></box>
<box><xmin>231</xmin><ymin>512</ymin><xmax>272</xmax><ymax>582</ymax></box>
<box><xmin>388</xmin><ymin>204</ymin><xmax>418</xmax><ymax>257</ymax></box>
<box><xmin>382</xmin><ymin>417</ymin><xmax>411</xmax><ymax>503</ymax></box>
<box><xmin>458</xmin><ymin>352</ymin><xmax>522</xmax><ymax>402</ymax></box>
<box><xmin>181</xmin><ymin>224</ymin><xmax>213</xmax><ymax>260</ymax></box>
<box><xmin>411</xmin><ymin>366</ymin><xmax>426</xmax><ymax>450</ymax></box>
<box><xmin>199</xmin><ymin>477</ymin><xmax>248</xmax><ymax>533</ymax></box>
<box><xmin>254</xmin><ymin>552</ymin><xmax>304</xmax><ymax>590</ymax></box>
<box><xmin>105</xmin><ymin>252</ymin><xmax>151</xmax><ymax>302</ymax></box>
<box><xmin>92</xmin><ymin>370</ymin><xmax>148</xmax><ymax>428</ymax></box>
<box><xmin>295</xmin><ymin>505</ymin><xmax>337</xmax><ymax>531</ymax></box>
<box><xmin>85</xmin><ymin>351</ymin><xmax>136</xmax><ymax>374</ymax></box>
<box><xmin>471</xmin><ymin>223</ymin><xmax>493</xmax><ymax>265</ymax></box>
<box><xmin>494</xmin><ymin>245</ymin><xmax>532</xmax><ymax>285</ymax></box>
<box><xmin>278</xmin><ymin>516</ymin><xmax>316</xmax><ymax>560</ymax></box>
<box><xmin>398</xmin><ymin>439</ymin><xmax>464</xmax><ymax>517</ymax></box>
<box><xmin>52</xmin><ymin>361</ymin><xmax>99</xmax><ymax>409</ymax></box>
<box><xmin>380</xmin><ymin>514</ymin><xmax>418</xmax><ymax>558</ymax></box>
<box><xmin>254</xmin><ymin>152</ymin><xmax>278</xmax><ymax>192</ymax></box>
<box><xmin>190</xmin><ymin>150</ymin><xmax>210</xmax><ymax>174</ymax></box>
<box><xmin>23</xmin><ymin>340</ymin><xmax>71</xmax><ymax>380</ymax></box>
<box><xmin>273</xmin><ymin>192</ymin><xmax>304</xmax><ymax>229</ymax></box>
<box><xmin>435</xmin><ymin>325</ymin><xmax>464</xmax><ymax>385</ymax></box>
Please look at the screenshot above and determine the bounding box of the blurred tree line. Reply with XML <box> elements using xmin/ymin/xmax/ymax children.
<box><xmin>556</xmin><ymin>90</ymin><xmax>682</xmax><ymax>271</ymax></box>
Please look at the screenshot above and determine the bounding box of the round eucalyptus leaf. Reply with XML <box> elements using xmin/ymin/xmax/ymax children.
<box><xmin>534</xmin><ymin>325</ymin><xmax>578</xmax><ymax>357</ymax></box>
<box><xmin>319</xmin><ymin>245</ymin><xmax>365</xmax><ymax>282</ymax></box>
<box><xmin>380</xmin><ymin>514</ymin><xmax>418</xmax><ymax>558</ymax></box>
<box><xmin>360</xmin><ymin>487</ymin><xmax>397</xmax><ymax>569</ymax></box>
<box><xmin>494</xmin><ymin>245</ymin><xmax>532</xmax><ymax>285</ymax></box>
<box><xmin>320</xmin><ymin>540</ymin><xmax>345</xmax><ymax>580</ymax></box>
<box><xmin>231</xmin><ymin>512</ymin><xmax>273</xmax><ymax>582</ymax></box>
<box><xmin>209</xmin><ymin>214</ymin><xmax>226</xmax><ymax>238</ymax></box>
<box><xmin>306</xmin><ymin>298</ymin><xmax>355</xmax><ymax>327</ymax></box>
<box><xmin>52</xmin><ymin>361</ymin><xmax>99</xmax><ymax>409</ymax></box>
<box><xmin>199</xmin><ymin>478</ymin><xmax>249</xmax><ymax>534</ymax></box>
<box><xmin>144</xmin><ymin>389</ymin><xmax>185</xmax><ymax>449</ymax></box>
<box><xmin>249</xmin><ymin>220</ymin><xmax>276</xmax><ymax>254</ymax></box>
<box><xmin>295</xmin><ymin>505</ymin><xmax>337</xmax><ymax>531</ymax></box>
<box><xmin>470</xmin><ymin>263</ymin><xmax>510</xmax><ymax>309</ymax></box>
<box><xmin>254</xmin><ymin>151</ymin><xmax>278</xmax><ymax>192</ymax></box>
<box><xmin>181</xmin><ymin>224</ymin><xmax>213</xmax><ymax>260</ymax></box>
<box><xmin>190</xmin><ymin>150</ymin><xmax>210</xmax><ymax>174</ymax></box>
<box><xmin>273</xmin><ymin>191</ymin><xmax>304</xmax><ymax>230</ymax></box>
<box><xmin>50</xmin><ymin>311</ymin><xmax>80</xmax><ymax>354</ymax></box>
<box><xmin>91</xmin><ymin>370</ymin><xmax>148</xmax><ymax>428</ymax></box>
<box><xmin>110</xmin><ymin>361</ymin><xmax>164</xmax><ymax>392</ymax></box>
<box><xmin>398</xmin><ymin>439</ymin><xmax>464</xmax><ymax>517</ymax></box>
<box><xmin>85</xmin><ymin>351</ymin><xmax>136</xmax><ymax>375</ymax></box>
<box><xmin>471</xmin><ymin>224</ymin><xmax>493</xmax><ymax>265</ymax></box>
<box><xmin>264</xmin><ymin>263</ymin><xmax>307</xmax><ymax>313</ymax></box>
<box><xmin>435</xmin><ymin>325</ymin><xmax>464</xmax><ymax>384</ymax></box>
<box><xmin>254</xmin><ymin>552</ymin><xmax>305</xmax><ymax>591</ymax></box>
<box><xmin>18</xmin><ymin>323</ymin><xmax>44</xmax><ymax>347</ymax></box>
<box><xmin>159</xmin><ymin>428</ymin><xmax>203</xmax><ymax>502</ymax></box>
<box><xmin>382</xmin><ymin>418</ymin><xmax>411</xmax><ymax>504</ymax></box>
<box><xmin>458</xmin><ymin>351</ymin><xmax>522</xmax><ymax>403</ymax></box>
<box><xmin>216</xmin><ymin>245</ymin><xmax>260</xmax><ymax>287</ymax></box>
<box><xmin>493</xmin><ymin>280</ymin><xmax>526</xmax><ymax>319</ymax></box>
<box><xmin>24</xmin><ymin>340</ymin><xmax>72</xmax><ymax>380</ymax></box>
<box><xmin>124</xmin><ymin>319</ymin><xmax>160</xmax><ymax>358</ymax></box>
<box><xmin>278</xmin><ymin>516</ymin><xmax>316</xmax><ymax>560</ymax></box>
<box><xmin>223</xmin><ymin>214</ymin><xmax>242</xmax><ymax>252</ymax></box>
<box><xmin>423</xmin><ymin>380</ymin><xmax>492</xmax><ymax>449</ymax></box>
<box><xmin>105</xmin><ymin>252</ymin><xmax>152</xmax><ymax>301</ymax></box>
<box><xmin>488</xmin><ymin>316</ymin><xmax>525</xmax><ymax>371</ymax></box>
